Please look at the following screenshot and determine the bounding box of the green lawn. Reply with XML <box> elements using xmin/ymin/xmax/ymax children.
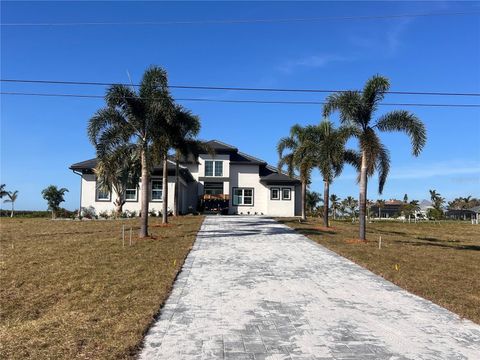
<box><xmin>0</xmin><ymin>216</ymin><xmax>204</xmax><ymax>359</ymax></box>
<box><xmin>279</xmin><ymin>218</ymin><xmax>480</xmax><ymax>324</ymax></box>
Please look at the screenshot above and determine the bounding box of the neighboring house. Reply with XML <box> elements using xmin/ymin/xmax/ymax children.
<box><xmin>445</xmin><ymin>206</ymin><xmax>480</xmax><ymax>221</ymax></box>
<box><xmin>370</xmin><ymin>200</ymin><xmax>404</xmax><ymax>219</ymax></box>
<box><xmin>70</xmin><ymin>140</ymin><xmax>301</xmax><ymax>217</ymax></box>
<box><xmin>418</xmin><ymin>199</ymin><xmax>434</xmax><ymax>218</ymax></box>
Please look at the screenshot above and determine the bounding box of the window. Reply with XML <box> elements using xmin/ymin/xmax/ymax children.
<box><xmin>232</xmin><ymin>188</ymin><xmax>254</xmax><ymax>206</ymax></box>
<box><xmin>271</xmin><ymin>188</ymin><xmax>280</xmax><ymax>200</ymax></box>
<box><xmin>205</xmin><ymin>160</ymin><xmax>223</xmax><ymax>177</ymax></box>
<box><xmin>214</xmin><ymin>161</ymin><xmax>223</xmax><ymax>176</ymax></box>
<box><xmin>204</xmin><ymin>182</ymin><xmax>224</xmax><ymax>195</ymax></box>
<box><xmin>151</xmin><ymin>180</ymin><xmax>163</xmax><ymax>201</ymax></box>
<box><xmin>125</xmin><ymin>185</ymin><xmax>138</xmax><ymax>202</ymax></box>
<box><xmin>96</xmin><ymin>183</ymin><xmax>111</xmax><ymax>201</ymax></box>
<box><xmin>282</xmin><ymin>188</ymin><xmax>291</xmax><ymax>200</ymax></box>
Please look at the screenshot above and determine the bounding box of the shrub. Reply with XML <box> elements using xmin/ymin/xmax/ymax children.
<box><xmin>149</xmin><ymin>209</ymin><xmax>157</xmax><ymax>217</ymax></box>
<box><xmin>81</xmin><ymin>206</ymin><xmax>97</xmax><ymax>219</ymax></box>
<box><xmin>99</xmin><ymin>210</ymin><xmax>110</xmax><ymax>219</ymax></box>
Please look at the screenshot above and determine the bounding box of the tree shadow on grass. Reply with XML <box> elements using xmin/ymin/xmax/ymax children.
<box><xmin>394</xmin><ymin>239</ymin><xmax>480</xmax><ymax>251</ymax></box>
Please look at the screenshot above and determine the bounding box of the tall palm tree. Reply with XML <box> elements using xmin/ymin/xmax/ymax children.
<box><xmin>303</xmin><ymin>120</ymin><xmax>359</xmax><ymax>227</ymax></box>
<box><xmin>329</xmin><ymin>194</ymin><xmax>340</xmax><ymax>220</ymax></box>
<box><xmin>278</xmin><ymin>124</ymin><xmax>317</xmax><ymax>221</ymax></box>
<box><xmin>4</xmin><ymin>190</ymin><xmax>19</xmax><ymax>217</ymax></box>
<box><xmin>94</xmin><ymin>145</ymin><xmax>141</xmax><ymax>217</ymax></box>
<box><xmin>324</xmin><ymin>74</ymin><xmax>426</xmax><ymax>240</ymax></box>
<box><xmin>88</xmin><ymin>66</ymin><xmax>173</xmax><ymax>237</ymax></box>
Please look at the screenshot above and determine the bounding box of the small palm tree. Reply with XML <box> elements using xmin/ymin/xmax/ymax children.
<box><xmin>377</xmin><ymin>199</ymin><xmax>386</xmax><ymax>218</ymax></box>
<box><xmin>157</xmin><ymin>105</ymin><xmax>201</xmax><ymax>222</ymax></box>
<box><xmin>278</xmin><ymin>124</ymin><xmax>317</xmax><ymax>221</ymax></box>
<box><xmin>4</xmin><ymin>190</ymin><xmax>18</xmax><ymax>217</ymax></box>
<box><xmin>88</xmin><ymin>66</ymin><xmax>173</xmax><ymax>237</ymax></box>
<box><xmin>95</xmin><ymin>145</ymin><xmax>141</xmax><ymax>217</ymax></box>
<box><xmin>42</xmin><ymin>186</ymin><xmax>69</xmax><ymax>219</ymax></box>
<box><xmin>343</xmin><ymin>196</ymin><xmax>358</xmax><ymax>221</ymax></box>
<box><xmin>329</xmin><ymin>194</ymin><xmax>340</xmax><ymax>220</ymax></box>
<box><xmin>0</xmin><ymin>184</ymin><xmax>8</xmax><ymax>199</ymax></box>
<box><xmin>324</xmin><ymin>74</ymin><xmax>426</xmax><ymax>240</ymax></box>
<box><xmin>302</xmin><ymin>120</ymin><xmax>359</xmax><ymax>227</ymax></box>
<box><xmin>306</xmin><ymin>190</ymin><xmax>322</xmax><ymax>216</ymax></box>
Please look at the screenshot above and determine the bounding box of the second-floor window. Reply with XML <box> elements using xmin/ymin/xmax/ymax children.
<box><xmin>205</xmin><ymin>160</ymin><xmax>223</xmax><ymax>176</ymax></box>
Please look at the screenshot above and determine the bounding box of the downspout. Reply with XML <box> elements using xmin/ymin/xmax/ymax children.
<box><xmin>72</xmin><ymin>170</ymin><xmax>83</xmax><ymax>217</ymax></box>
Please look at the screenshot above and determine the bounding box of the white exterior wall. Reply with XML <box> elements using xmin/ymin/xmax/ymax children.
<box><xmin>229</xmin><ymin>164</ymin><xmax>265</xmax><ymax>215</ymax></box>
<box><xmin>80</xmin><ymin>174</ymin><xmax>184</xmax><ymax>215</ymax></box>
<box><xmin>265</xmin><ymin>185</ymin><xmax>296</xmax><ymax>217</ymax></box>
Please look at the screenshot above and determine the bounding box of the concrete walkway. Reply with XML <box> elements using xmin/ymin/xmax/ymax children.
<box><xmin>139</xmin><ymin>216</ymin><xmax>480</xmax><ymax>360</ymax></box>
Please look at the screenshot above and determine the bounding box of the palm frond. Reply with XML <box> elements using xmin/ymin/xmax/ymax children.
<box><xmin>376</xmin><ymin>110</ymin><xmax>427</xmax><ymax>156</ymax></box>
<box><xmin>362</xmin><ymin>74</ymin><xmax>390</xmax><ymax>113</ymax></box>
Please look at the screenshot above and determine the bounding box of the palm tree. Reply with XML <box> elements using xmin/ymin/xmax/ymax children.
<box><xmin>278</xmin><ymin>124</ymin><xmax>317</xmax><ymax>221</ymax></box>
<box><xmin>343</xmin><ymin>196</ymin><xmax>358</xmax><ymax>221</ymax></box>
<box><xmin>377</xmin><ymin>199</ymin><xmax>386</xmax><ymax>218</ymax></box>
<box><xmin>324</xmin><ymin>74</ymin><xmax>426</xmax><ymax>240</ymax></box>
<box><xmin>94</xmin><ymin>145</ymin><xmax>141</xmax><ymax>217</ymax></box>
<box><xmin>429</xmin><ymin>189</ymin><xmax>445</xmax><ymax>210</ymax></box>
<box><xmin>329</xmin><ymin>194</ymin><xmax>340</xmax><ymax>220</ymax></box>
<box><xmin>0</xmin><ymin>184</ymin><xmax>8</xmax><ymax>199</ymax></box>
<box><xmin>4</xmin><ymin>190</ymin><xmax>19</xmax><ymax>217</ymax></box>
<box><xmin>304</xmin><ymin>120</ymin><xmax>359</xmax><ymax>227</ymax></box>
<box><xmin>41</xmin><ymin>186</ymin><xmax>69</xmax><ymax>219</ymax></box>
<box><xmin>306</xmin><ymin>190</ymin><xmax>322</xmax><ymax>216</ymax></box>
<box><xmin>410</xmin><ymin>200</ymin><xmax>420</xmax><ymax>222</ymax></box>
<box><xmin>159</xmin><ymin>105</ymin><xmax>201</xmax><ymax>222</ymax></box>
<box><xmin>88</xmin><ymin>66</ymin><xmax>173</xmax><ymax>237</ymax></box>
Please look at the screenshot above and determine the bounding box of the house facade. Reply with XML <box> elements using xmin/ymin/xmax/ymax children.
<box><xmin>70</xmin><ymin>140</ymin><xmax>301</xmax><ymax>217</ymax></box>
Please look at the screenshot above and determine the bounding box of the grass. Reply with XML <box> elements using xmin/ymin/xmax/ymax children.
<box><xmin>0</xmin><ymin>216</ymin><xmax>204</xmax><ymax>359</ymax></box>
<box><xmin>278</xmin><ymin>218</ymin><xmax>480</xmax><ymax>324</ymax></box>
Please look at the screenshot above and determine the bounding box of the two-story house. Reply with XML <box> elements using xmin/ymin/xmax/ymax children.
<box><xmin>70</xmin><ymin>140</ymin><xmax>301</xmax><ymax>217</ymax></box>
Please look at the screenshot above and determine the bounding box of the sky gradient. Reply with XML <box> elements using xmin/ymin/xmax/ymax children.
<box><xmin>1</xmin><ymin>1</ymin><xmax>479</xmax><ymax>210</ymax></box>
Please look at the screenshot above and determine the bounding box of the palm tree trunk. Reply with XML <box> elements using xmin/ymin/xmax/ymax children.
<box><xmin>10</xmin><ymin>202</ymin><xmax>14</xmax><ymax>218</ymax></box>
<box><xmin>333</xmin><ymin>204</ymin><xmax>336</xmax><ymax>220</ymax></box>
<box><xmin>323</xmin><ymin>180</ymin><xmax>329</xmax><ymax>227</ymax></box>
<box><xmin>359</xmin><ymin>151</ymin><xmax>368</xmax><ymax>241</ymax></box>
<box><xmin>301</xmin><ymin>180</ymin><xmax>307</xmax><ymax>221</ymax></box>
<box><xmin>139</xmin><ymin>147</ymin><xmax>149</xmax><ymax>238</ymax></box>
<box><xmin>174</xmin><ymin>157</ymin><xmax>179</xmax><ymax>217</ymax></box>
<box><xmin>162</xmin><ymin>154</ymin><xmax>168</xmax><ymax>224</ymax></box>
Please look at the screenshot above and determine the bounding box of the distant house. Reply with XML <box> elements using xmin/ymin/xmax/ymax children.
<box><xmin>417</xmin><ymin>199</ymin><xmax>434</xmax><ymax>219</ymax></box>
<box><xmin>369</xmin><ymin>200</ymin><xmax>404</xmax><ymax>219</ymax></box>
<box><xmin>445</xmin><ymin>206</ymin><xmax>480</xmax><ymax>221</ymax></box>
<box><xmin>70</xmin><ymin>140</ymin><xmax>301</xmax><ymax>217</ymax></box>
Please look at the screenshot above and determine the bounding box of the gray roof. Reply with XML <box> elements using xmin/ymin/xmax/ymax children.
<box><xmin>70</xmin><ymin>140</ymin><xmax>299</xmax><ymax>185</ymax></box>
<box><xmin>70</xmin><ymin>158</ymin><xmax>195</xmax><ymax>182</ymax></box>
<box><xmin>468</xmin><ymin>205</ymin><xmax>480</xmax><ymax>213</ymax></box>
<box><xmin>205</xmin><ymin>140</ymin><xmax>238</xmax><ymax>153</ymax></box>
<box><xmin>260</xmin><ymin>172</ymin><xmax>301</xmax><ymax>185</ymax></box>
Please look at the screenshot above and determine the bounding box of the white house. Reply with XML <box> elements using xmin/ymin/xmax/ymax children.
<box><xmin>70</xmin><ymin>140</ymin><xmax>302</xmax><ymax>217</ymax></box>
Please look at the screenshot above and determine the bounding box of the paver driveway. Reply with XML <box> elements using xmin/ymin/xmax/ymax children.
<box><xmin>139</xmin><ymin>216</ymin><xmax>480</xmax><ymax>360</ymax></box>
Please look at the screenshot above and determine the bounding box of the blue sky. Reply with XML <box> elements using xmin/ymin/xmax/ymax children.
<box><xmin>1</xmin><ymin>1</ymin><xmax>479</xmax><ymax>211</ymax></box>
